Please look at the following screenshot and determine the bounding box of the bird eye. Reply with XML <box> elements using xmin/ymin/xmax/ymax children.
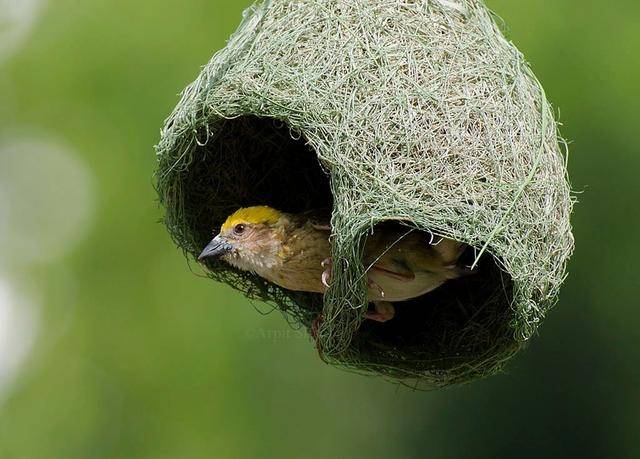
<box><xmin>233</xmin><ymin>224</ymin><xmax>245</xmax><ymax>235</ymax></box>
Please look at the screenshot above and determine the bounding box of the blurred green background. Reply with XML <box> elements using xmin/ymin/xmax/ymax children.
<box><xmin>0</xmin><ymin>0</ymin><xmax>638</xmax><ymax>457</ymax></box>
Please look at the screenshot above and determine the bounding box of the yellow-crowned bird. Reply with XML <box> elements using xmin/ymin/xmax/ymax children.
<box><xmin>198</xmin><ymin>206</ymin><xmax>470</xmax><ymax>322</ymax></box>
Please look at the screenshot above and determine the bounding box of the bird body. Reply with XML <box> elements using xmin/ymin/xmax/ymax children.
<box><xmin>362</xmin><ymin>227</ymin><xmax>467</xmax><ymax>302</ymax></box>
<box><xmin>199</xmin><ymin>206</ymin><xmax>469</xmax><ymax>321</ymax></box>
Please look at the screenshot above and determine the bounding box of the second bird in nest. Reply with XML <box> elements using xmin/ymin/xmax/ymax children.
<box><xmin>198</xmin><ymin>206</ymin><xmax>471</xmax><ymax>322</ymax></box>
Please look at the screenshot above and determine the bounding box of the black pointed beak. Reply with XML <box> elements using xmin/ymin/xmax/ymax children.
<box><xmin>198</xmin><ymin>235</ymin><xmax>233</xmax><ymax>261</ymax></box>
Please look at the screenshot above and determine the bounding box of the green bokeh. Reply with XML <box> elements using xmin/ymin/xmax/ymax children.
<box><xmin>0</xmin><ymin>1</ymin><xmax>638</xmax><ymax>457</ymax></box>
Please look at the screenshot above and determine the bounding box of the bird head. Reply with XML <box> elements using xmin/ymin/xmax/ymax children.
<box><xmin>198</xmin><ymin>206</ymin><xmax>287</xmax><ymax>271</ymax></box>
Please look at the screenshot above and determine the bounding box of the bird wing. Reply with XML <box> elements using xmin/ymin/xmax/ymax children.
<box><xmin>364</xmin><ymin>229</ymin><xmax>417</xmax><ymax>281</ymax></box>
<box><xmin>370</xmin><ymin>259</ymin><xmax>416</xmax><ymax>282</ymax></box>
<box><xmin>364</xmin><ymin>227</ymin><xmax>467</xmax><ymax>281</ymax></box>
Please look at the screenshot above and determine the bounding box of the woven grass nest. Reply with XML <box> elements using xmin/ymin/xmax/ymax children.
<box><xmin>156</xmin><ymin>0</ymin><xmax>573</xmax><ymax>387</ymax></box>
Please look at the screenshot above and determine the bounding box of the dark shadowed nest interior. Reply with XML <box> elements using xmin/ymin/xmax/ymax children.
<box><xmin>156</xmin><ymin>0</ymin><xmax>573</xmax><ymax>387</ymax></box>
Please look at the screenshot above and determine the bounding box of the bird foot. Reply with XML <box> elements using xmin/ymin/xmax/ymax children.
<box><xmin>321</xmin><ymin>257</ymin><xmax>332</xmax><ymax>288</ymax></box>
<box><xmin>364</xmin><ymin>301</ymin><xmax>395</xmax><ymax>323</ymax></box>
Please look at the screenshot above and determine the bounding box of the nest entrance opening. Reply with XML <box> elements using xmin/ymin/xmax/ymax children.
<box><xmin>351</xmin><ymin>227</ymin><xmax>519</xmax><ymax>380</ymax></box>
<box><xmin>179</xmin><ymin>115</ymin><xmax>332</xmax><ymax>256</ymax></box>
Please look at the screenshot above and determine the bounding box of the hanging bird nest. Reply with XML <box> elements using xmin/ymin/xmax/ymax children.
<box><xmin>155</xmin><ymin>0</ymin><xmax>574</xmax><ymax>387</ymax></box>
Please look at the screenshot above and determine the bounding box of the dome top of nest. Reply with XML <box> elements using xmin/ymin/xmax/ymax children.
<box><xmin>156</xmin><ymin>0</ymin><xmax>574</xmax><ymax>387</ymax></box>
